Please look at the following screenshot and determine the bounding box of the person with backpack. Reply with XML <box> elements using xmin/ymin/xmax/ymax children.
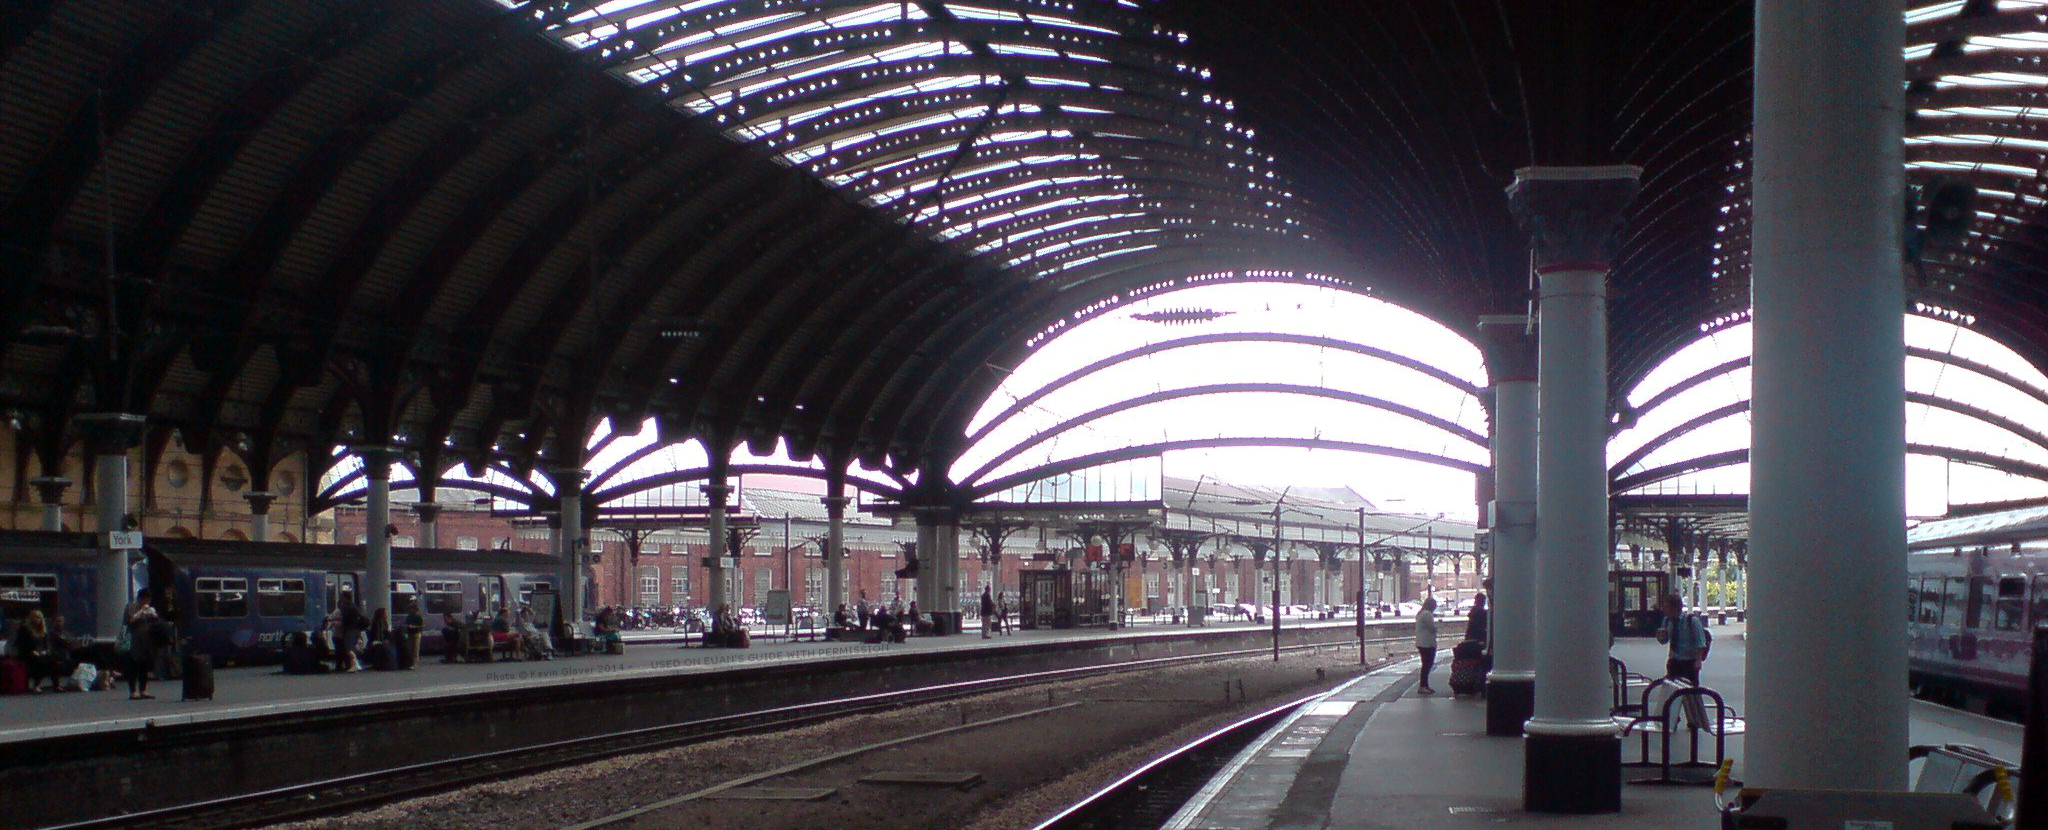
<box><xmin>1655</xmin><ymin>593</ymin><xmax>1709</xmax><ymax>685</ymax></box>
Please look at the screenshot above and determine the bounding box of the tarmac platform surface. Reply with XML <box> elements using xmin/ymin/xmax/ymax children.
<box><xmin>1167</xmin><ymin>624</ymin><xmax>2023</xmax><ymax>829</ymax></box>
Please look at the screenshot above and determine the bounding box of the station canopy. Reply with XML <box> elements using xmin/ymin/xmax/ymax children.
<box><xmin>2</xmin><ymin>0</ymin><xmax>2046</xmax><ymax>491</ymax></box>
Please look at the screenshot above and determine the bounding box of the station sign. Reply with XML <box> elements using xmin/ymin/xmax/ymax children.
<box><xmin>108</xmin><ymin>531</ymin><xmax>143</xmax><ymax>550</ymax></box>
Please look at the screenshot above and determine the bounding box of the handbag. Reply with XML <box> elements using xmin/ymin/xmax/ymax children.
<box><xmin>115</xmin><ymin>626</ymin><xmax>133</xmax><ymax>653</ymax></box>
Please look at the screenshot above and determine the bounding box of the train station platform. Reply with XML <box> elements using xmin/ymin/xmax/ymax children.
<box><xmin>0</xmin><ymin>615</ymin><xmax>1377</xmax><ymax>746</ymax></box>
<box><xmin>1166</xmin><ymin>623</ymin><xmax>2023</xmax><ymax>829</ymax></box>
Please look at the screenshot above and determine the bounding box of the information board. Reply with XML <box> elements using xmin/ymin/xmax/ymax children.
<box><xmin>764</xmin><ymin>589</ymin><xmax>791</xmax><ymax>625</ymax></box>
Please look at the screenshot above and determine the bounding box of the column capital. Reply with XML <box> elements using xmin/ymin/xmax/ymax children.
<box><xmin>699</xmin><ymin>482</ymin><xmax>731</xmax><ymax>499</ymax></box>
<box><xmin>549</xmin><ymin>466</ymin><xmax>588</xmax><ymax>494</ymax></box>
<box><xmin>820</xmin><ymin>495</ymin><xmax>851</xmax><ymax>507</ymax></box>
<box><xmin>353</xmin><ymin>445</ymin><xmax>403</xmax><ymax>478</ymax></box>
<box><xmin>73</xmin><ymin>413</ymin><xmax>147</xmax><ymax>455</ymax></box>
<box><xmin>411</xmin><ymin>502</ymin><xmax>442</xmax><ymax>522</ymax></box>
<box><xmin>1505</xmin><ymin>166</ymin><xmax>1641</xmax><ymax>273</ymax></box>
<box><xmin>30</xmin><ymin>476</ymin><xmax>72</xmax><ymax>504</ymax></box>
<box><xmin>1476</xmin><ymin>315</ymin><xmax>1537</xmax><ymax>383</ymax></box>
<box><xmin>243</xmin><ymin>491</ymin><xmax>277</xmax><ymax>515</ymax></box>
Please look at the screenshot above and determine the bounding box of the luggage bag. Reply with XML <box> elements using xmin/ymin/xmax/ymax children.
<box><xmin>182</xmin><ymin>653</ymin><xmax>215</xmax><ymax>701</ymax></box>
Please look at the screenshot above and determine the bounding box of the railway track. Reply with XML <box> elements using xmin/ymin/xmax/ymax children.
<box><xmin>1028</xmin><ymin>694</ymin><xmax>1319</xmax><ymax>830</ymax></box>
<box><xmin>48</xmin><ymin>637</ymin><xmax>1409</xmax><ymax>830</ymax></box>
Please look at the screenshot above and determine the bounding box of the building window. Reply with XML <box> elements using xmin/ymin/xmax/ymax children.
<box><xmin>1144</xmin><ymin>572</ymin><xmax>1160</xmax><ymax>600</ymax></box>
<box><xmin>755</xmin><ymin>567</ymin><xmax>774</xmax><ymax>605</ymax></box>
<box><xmin>457</xmin><ymin>536</ymin><xmax>479</xmax><ymax>550</ymax></box>
<box><xmin>165</xmin><ymin>459</ymin><xmax>190</xmax><ymax>489</ymax></box>
<box><xmin>219</xmin><ymin>464</ymin><xmax>247</xmax><ymax>492</ymax></box>
<box><xmin>196</xmin><ymin>577</ymin><xmax>249</xmax><ymax>619</ymax></box>
<box><xmin>394</xmin><ymin>536</ymin><xmax>415</xmax><ymax>549</ymax></box>
<box><xmin>805</xmin><ymin>566</ymin><xmax>824</xmax><ymax>602</ymax></box>
<box><xmin>671</xmin><ymin>565</ymin><xmax>691</xmax><ymax>600</ymax></box>
<box><xmin>881</xmin><ymin>578</ymin><xmax>898</xmax><ymax>605</ymax></box>
<box><xmin>256</xmin><ymin>578</ymin><xmax>308</xmax><ymax>617</ymax></box>
<box><xmin>640</xmin><ymin>566</ymin><xmax>660</xmax><ymax>606</ymax></box>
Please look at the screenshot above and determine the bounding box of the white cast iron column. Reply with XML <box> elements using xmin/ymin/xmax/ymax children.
<box><xmin>1508</xmin><ymin>165</ymin><xmax>1640</xmax><ymax>814</ymax></box>
<box><xmin>1749</xmin><ymin>0</ymin><xmax>1908</xmax><ymax>790</ymax></box>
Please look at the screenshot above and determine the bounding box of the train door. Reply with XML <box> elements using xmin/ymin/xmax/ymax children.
<box><xmin>325</xmin><ymin>572</ymin><xmax>359</xmax><ymax>613</ymax></box>
<box><xmin>478</xmin><ymin>575</ymin><xmax>505</xmax><ymax>614</ymax></box>
<box><xmin>143</xmin><ymin>548</ymin><xmax>178</xmax><ymax>620</ymax></box>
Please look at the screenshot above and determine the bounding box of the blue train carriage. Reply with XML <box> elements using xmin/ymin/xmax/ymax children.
<box><xmin>1905</xmin><ymin>505</ymin><xmax>2048</xmax><ymax>714</ymax></box>
<box><xmin>0</xmin><ymin>530</ymin><xmax>117</xmax><ymax>642</ymax></box>
<box><xmin>142</xmin><ymin>538</ymin><xmax>561</xmax><ymax>666</ymax></box>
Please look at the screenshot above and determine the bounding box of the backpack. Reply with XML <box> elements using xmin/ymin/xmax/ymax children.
<box><xmin>1696</xmin><ymin>617</ymin><xmax>1713</xmax><ymax>661</ymax></box>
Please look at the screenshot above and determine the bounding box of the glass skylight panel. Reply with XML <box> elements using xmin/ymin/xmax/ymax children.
<box><xmin>1907</xmin><ymin>1</ymin><xmax>1967</xmax><ymax>23</ymax></box>
<box><xmin>524</xmin><ymin>0</ymin><xmax>1298</xmax><ymax>280</ymax></box>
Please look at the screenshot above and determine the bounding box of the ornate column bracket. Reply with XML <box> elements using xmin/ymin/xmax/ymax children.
<box><xmin>411</xmin><ymin>503</ymin><xmax>442</xmax><ymax>524</ymax></box>
<box><xmin>355</xmin><ymin>446</ymin><xmax>402</xmax><ymax>480</ymax></box>
<box><xmin>1477</xmin><ymin>314</ymin><xmax>1538</xmax><ymax>385</ymax></box>
<box><xmin>30</xmin><ymin>476</ymin><xmax>72</xmax><ymax>506</ymax></box>
<box><xmin>74</xmin><ymin>413</ymin><xmax>147</xmax><ymax>455</ymax></box>
<box><xmin>1505</xmin><ymin>166</ymin><xmax>1642</xmax><ymax>273</ymax></box>
<box><xmin>243</xmin><ymin>491</ymin><xmax>277</xmax><ymax>516</ymax></box>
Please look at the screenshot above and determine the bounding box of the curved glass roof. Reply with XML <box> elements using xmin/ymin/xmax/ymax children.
<box><xmin>513</xmin><ymin>0</ymin><xmax>1307</xmax><ymax>281</ymax></box>
<box><xmin>1609</xmin><ymin>313</ymin><xmax>2048</xmax><ymax>514</ymax></box>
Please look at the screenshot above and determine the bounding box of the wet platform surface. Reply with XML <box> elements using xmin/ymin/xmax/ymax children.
<box><xmin>1168</xmin><ymin>624</ymin><xmax>2023</xmax><ymax>829</ymax></box>
<box><xmin>0</xmin><ymin>616</ymin><xmax>1371</xmax><ymax>744</ymax></box>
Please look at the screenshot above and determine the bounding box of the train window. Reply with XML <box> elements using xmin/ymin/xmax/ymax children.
<box><xmin>2032</xmin><ymin>576</ymin><xmax>2048</xmax><ymax>628</ymax></box>
<box><xmin>0</xmin><ymin>573</ymin><xmax>59</xmax><ymax>618</ymax></box>
<box><xmin>1967</xmin><ymin>577</ymin><xmax>1994</xmax><ymax>629</ymax></box>
<box><xmin>256</xmin><ymin>578</ymin><xmax>308</xmax><ymax>616</ymax></box>
<box><xmin>391</xmin><ymin>581</ymin><xmax>420</xmax><ymax>615</ymax></box>
<box><xmin>1995</xmin><ymin>577</ymin><xmax>2026</xmax><ymax>631</ymax></box>
<box><xmin>424</xmin><ymin>581</ymin><xmax>463</xmax><ymax>615</ymax></box>
<box><xmin>1942</xmin><ymin>578</ymin><xmax>1967</xmax><ymax>630</ymax></box>
<box><xmin>326</xmin><ymin>573</ymin><xmax>358</xmax><ymax>612</ymax></box>
<box><xmin>1916</xmin><ymin>578</ymin><xmax>1943</xmax><ymax>625</ymax></box>
<box><xmin>519</xmin><ymin>582</ymin><xmax>553</xmax><ymax>605</ymax></box>
<box><xmin>480</xmin><ymin>578</ymin><xmax>503</xmax><ymax>612</ymax></box>
<box><xmin>196</xmin><ymin>577</ymin><xmax>249</xmax><ymax>618</ymax></box>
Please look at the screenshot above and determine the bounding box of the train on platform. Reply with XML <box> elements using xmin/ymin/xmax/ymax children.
<box><xmin>0</xmin><ymin>529</ymin><xmax>560</xmax><ymax>666</ymax></box>
<box><xmin>1906</xmin><ymin>504</ymin><xmax>2048</xmax><ymax>715</ymax></box>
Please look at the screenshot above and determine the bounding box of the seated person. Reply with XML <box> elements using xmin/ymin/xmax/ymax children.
<box><xmin>832</xmin><ymin>604</ymin><xmax>855</xmax><ymax>630</ymax></box>
<box><xmin>491</xmin><ymin>606</ymin><xmax>524</xmax><ymax>656</ymax></box>
<box><xmin>594</xmin><ymin>607</ymin><xmax>623</xmax><ymax>650</ymax></box>
<box><xmin>282</xmin><ymin>630</ymin><xmax>329</xmax><ymax>675</ymax></box>
<box><xmin>439</xmin><ymin>613</ymin><xmax>464</xmax><ymax>662</ymax></box>
<box><xmin>516</xmin><ymin>606</ymin><xmax>554</xmax><ymax>660</ymax></box>
<box><xmin>866</xmin><ymin>608</ymin><xmax>893</xmax><ymax>643</ymax></box>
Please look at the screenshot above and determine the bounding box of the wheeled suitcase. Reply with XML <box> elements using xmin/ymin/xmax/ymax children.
<box><xmin>182</xmin><ymin>653</ymin><xmax>215</xmax><ymax>701</ymax></box>
<box><xmin>369</xmin><ymin>642</ymin><xmax>398</xmax><ymax>671</ymax></box>
<box><xmin>1448</xmin><ymin>658</ymin><xmax>1486</xmax><ymax>696</ymax></box>
<box><xmin>0</xmin><ymin>659</ymin><xmax>27</xmax><ymax>694</ymax></box>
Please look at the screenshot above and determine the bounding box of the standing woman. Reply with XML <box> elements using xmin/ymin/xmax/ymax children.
<box><xmin>123</xmin><ymin>590</ymin><xmax>160</xmax><ymax>700</ymax></box>
<box><xmin>1414</xmin><ymin>596</ymin><xmax>1439</xmax><ymax>695</ymax></box>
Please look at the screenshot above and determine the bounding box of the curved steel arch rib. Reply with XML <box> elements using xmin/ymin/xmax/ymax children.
<box><xmin>965</xmin><ymin>437</ymin><xmax>1485</xmax><ymax>501</ymax></box>
<box><xmin>968</xmin><ymin>332</ymin><xmax>1480</xmax><ymax>448</ymax></box>
<box><xmin>962</xmin><ymin>382</ymin><xmax>1485</xmax><ymax>486</ymax></box>
<box><xmin>1611</xmin><ymin>445</ymin><xmax>2048</xmax><ymax>494</ymax></box>
<box><xmin>586</xmin><ymin>464</ymin><xmax>904</xmax><ymax>505</ymax></box>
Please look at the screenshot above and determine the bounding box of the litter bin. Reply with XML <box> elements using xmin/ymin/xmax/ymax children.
<box><xmin>1188</xmin><ymin>606</ymin><xmax>1207</xmax><ymax>626</ymax></box>
<box><xmin>932</xmin><ymin>611</ymin><xmax>963</xmax><ymax>635</ymax></box>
